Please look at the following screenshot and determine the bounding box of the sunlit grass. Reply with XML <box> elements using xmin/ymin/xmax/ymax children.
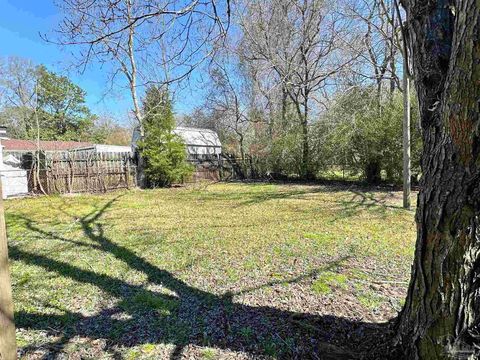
<box><xmin>6</xmin><ymin>183</ymin><xmax>417</xmax><ymax>358</ymax></box>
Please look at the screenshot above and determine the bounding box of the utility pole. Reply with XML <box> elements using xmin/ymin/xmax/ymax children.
<box><xmin>395</xmin><ymin>0</ymin><xmax>412</xmax><ymax>210</ymax></box>
<box><xmin>0</xmin><ymin>177</ymin><xmax>16</xmax><ymax>360</ymax></box>
<box><xmin>402</xmin><ymin>56</ymin><xmax>411</xmax><ymax>209</ymax></box>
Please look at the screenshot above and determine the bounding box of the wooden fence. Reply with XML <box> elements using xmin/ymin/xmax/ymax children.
<box><xmin>219</xmin><ymin>154</ymin><xmax>266</xmax><ymax>181</ymax></box>
<box><xmin>30</xmin><ymin>151</ymin><xmax>136</xmax><ymax>195</ymax></box>
<box><xmin>191</xmin><ymin>166</ymin><xmax>220</xmax><ymax>182</ymax></box>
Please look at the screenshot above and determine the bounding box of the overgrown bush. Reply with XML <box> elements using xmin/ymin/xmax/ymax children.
<box><xmin>312</xmin><ymin>87</ymin><xmax>422</xmax><ymax>183</ymax></box>
<box><xmin>267</xmin><ymin>126</ymin><xmax>304</xmax><ymax>176</ymax></box>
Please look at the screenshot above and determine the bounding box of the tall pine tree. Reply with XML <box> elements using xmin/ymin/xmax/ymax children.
<box><xmin>139</xmin><ymin>86</ymin><xmax>192</xmax><ymax>187</ymax></box>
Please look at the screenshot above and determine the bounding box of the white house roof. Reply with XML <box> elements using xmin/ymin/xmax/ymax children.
<box><xmin>173</xmin><ymin>127</ymin><xmax>221</xmax><ymax>148</ymax></box>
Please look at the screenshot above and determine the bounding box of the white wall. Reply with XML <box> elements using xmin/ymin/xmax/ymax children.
<box><xmin>1</xmin><ymin>170</ymin><xmax>28</xmax><ymax>199</ymax></box>
<box><xmin>0</xmin><ymin>145</ymin><xmax>28</xmax><ymax>198</ymax></box>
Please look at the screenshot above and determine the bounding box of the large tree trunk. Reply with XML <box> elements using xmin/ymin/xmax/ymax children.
<box><xmin>395</xmin><ymin>0</ymin><xmax>480</xmax><ymax>358</ymax></box>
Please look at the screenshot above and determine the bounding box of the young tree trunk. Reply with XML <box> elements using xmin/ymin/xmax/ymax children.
<box><xmin>293</xmin><ymin>100</ymin><xmax>310</xmax><ymax>179</ymax></box>
<box><xmin>301</xmin><ymin>116</ymin><xmax>310</xmax><ymax>179</ymax></box>
<box><xmin>126</xmin><ymin>0</ymin><xmax>146</xmax><ymax>189</ymax></box>
<box><xmin>0</xmin><ymin>182</ymin><xmax>16</xmax><ymax>360</ymax></box>
<box><xmin>297</xmin><ymin>99</ymin><xmax>311</xmax><ymax>180</ymax></box>
<box><xmin>395</xmin><ymin>1</ymin><xmax>480</xmax><ymax>358</ymax></box>
<box><xmin>281</xmin><ymin>86</ymin><xmax>287</xmax><ymax>127</ymax></box>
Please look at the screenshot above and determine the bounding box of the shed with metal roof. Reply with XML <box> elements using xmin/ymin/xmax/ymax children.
<box><xmin>172</xmin><ymin>127</ymin><xmax>222</xmax><ymax>160</ymax></box>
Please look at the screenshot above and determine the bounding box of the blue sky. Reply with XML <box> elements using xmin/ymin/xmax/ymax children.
<box><xmin>0</xmin><ymin>0</ymin><xmax>205</xmax><ymax>125</ymax></box>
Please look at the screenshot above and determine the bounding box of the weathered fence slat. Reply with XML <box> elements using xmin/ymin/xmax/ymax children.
<box><xmin>29</xmin><ymin>150</ymin><xmax>136</xmax><ymax>195</ymax></box>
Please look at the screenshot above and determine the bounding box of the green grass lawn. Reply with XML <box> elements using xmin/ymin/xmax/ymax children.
<box><xmin>6</xmin><ymin>183</ymin><xmax>416</xmax><ymax>359</ymax></box>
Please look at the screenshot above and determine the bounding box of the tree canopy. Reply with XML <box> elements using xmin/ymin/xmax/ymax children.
<box><xmin>36</xmin><ymin>65</ymin><xmax>97</xmax><ymax>141</ymax></box>
<box><xmin>0</xmin><ymin>58</ymin><xmax>128</xmax><ymax>143</ymax></box>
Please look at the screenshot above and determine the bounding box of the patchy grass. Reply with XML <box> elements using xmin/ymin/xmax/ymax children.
<box><xmin>357</xmin><ymin>291</ymin><xmax>386</xmax><ymax>310</ymax></box>
<box><xmin>200</xmin><ymin>348</ymin><xmax>217</xmax><ymax>359</ymax></box>
<box><xmin>6</xmin><ymin>183</ymin><xmax>416</xmax><ymax>359</ymax></box>
<box><xmin>311</xmin><ymin>271</ymin><xmax>348</xmax><ymax>295</ymax></box>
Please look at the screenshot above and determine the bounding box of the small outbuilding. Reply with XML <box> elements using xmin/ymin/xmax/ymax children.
<box><xmin>0</xmin><ymin>145</ymin><xmax>28</xmax><ymax>199</ymax></box>
<box><xmin>72</xmin><ymin>144</ymin><xmax>132</xmax><ymax>158</ymax></box>
<box><xmin>131</xmin><ymin>126</ymin><xmax>223</xmax><ymax>181</ymax></box>
<box><xmin>173</xmin><ymin>127</ymin><xmax>222</xmax><ymax>181</ymax></box>
<box><xmin>172</xmin><ymin>127</ymin><xmax>222</xmax><ymax>162</ymax></box>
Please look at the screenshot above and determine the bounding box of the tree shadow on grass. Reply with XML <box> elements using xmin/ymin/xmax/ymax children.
<box><xmin>239</xmin><ymin>188</ymin><xmax>328</xmax><ymax>206</ymax></box>
<box><xmin>327</xmin><ymin>189</ymin><xmax>411</xmax><ymax>222</ymax></box>
<box><xmin>10</xmin><ymin>197</ymin><xmax>393</xmax><ymax>359</ymax></box>
<box><xmin>235</xmin><ymin>184</ymin><xmax>411</xmax><ymax>212</ymax></box>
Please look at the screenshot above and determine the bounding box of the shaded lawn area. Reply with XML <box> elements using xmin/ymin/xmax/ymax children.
<box><xmin>6</xmin><ymin>183</ymin><xmax>416</xmax><ymax>359</ymax></box>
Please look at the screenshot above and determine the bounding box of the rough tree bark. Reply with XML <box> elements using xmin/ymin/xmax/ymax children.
<box><xmin>395</xmin><ymin>0</ymin><xmax>480</xmax><ymax>358</ymax></box>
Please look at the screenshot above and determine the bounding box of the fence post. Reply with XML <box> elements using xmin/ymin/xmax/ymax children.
<box><xmin>46</xmin><ymin>163</ymin><xmax>50</xmax><ymax>194</ymax></box>
<box><xmin>125</xmin><ymin>155</ymin><xmax>130</xmax><ymax>189</ymax></box>
<box><xmin>101</xmin><ymin>154</ymin><xmax>107</xmax><ymax>192</ymax></box>
<box><xmin>85</xmin><ymin>155</ymin><xmax>90</xmax><ymax>193</ymax></box>
<box><xmin>0</xmin><ymin>181</ymin><xmax>17</xmax><ymax>360</ymax></box>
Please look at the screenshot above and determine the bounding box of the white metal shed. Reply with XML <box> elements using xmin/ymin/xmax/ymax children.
<box><xmin>172</xmin><ymin>127</ymin><xmax>222</xmax><ymax>157</ymax></box>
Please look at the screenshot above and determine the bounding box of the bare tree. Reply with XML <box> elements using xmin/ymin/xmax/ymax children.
<box><xmin>204</xmin><ymin>46</ymin><xmax>256</xmax><ymax>163</ymax></box>
<box><xmin>50</xmin><ymin>0</ymin><xmax>231</xmax><ymax>185</ymax></box>
<box><xmin>339</xmin><ymin>0</ymin><xmax>413</xmax><ymax>206</ymax></box>
<box><xmin>342</xmin><ymin>0</ymin><xmax>402</xmax><ymax>93</ymax></box>
<box><xmin>0</xmin><ymin>57</ymin><xmax>38</xmax><ymax>138</ymax></box>
<box><xmin>238</xmin><ymin>0</ymin><xmax>357</xmax><ymax>178</ymax></box>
